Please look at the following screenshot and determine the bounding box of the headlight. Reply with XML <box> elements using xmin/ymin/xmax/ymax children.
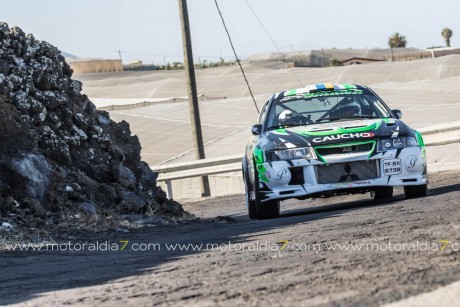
<box><xmin>378</xmin><ymin>137</ymin><xmax>417</xmax><ymax>152</ymax></box>
<box><xmin>266</xmin><ymin>147</ymin><xmax>313</xmax><ymax>161</ymax></box>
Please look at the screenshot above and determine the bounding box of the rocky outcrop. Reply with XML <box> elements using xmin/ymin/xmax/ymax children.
<box><xmin>0</xmin><ymin>22</ymin><xmax>185</xmax><ymax>229</ymax></box>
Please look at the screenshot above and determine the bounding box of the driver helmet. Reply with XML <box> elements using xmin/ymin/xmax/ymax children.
<box><xmin>278</xmin><ymin>110</ymin><xmax>298</xmax><ymax>125</ymax></box>
<box><xmin>338</xmin><ymin>104</ymin><xmax>361</xmax><ymax>117</ymax></box>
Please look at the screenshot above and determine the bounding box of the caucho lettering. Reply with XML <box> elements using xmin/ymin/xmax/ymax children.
<box><xmin>312</xmin><ymin>132</ymin><xmax>375</xmax><ymax>143</ymax></box>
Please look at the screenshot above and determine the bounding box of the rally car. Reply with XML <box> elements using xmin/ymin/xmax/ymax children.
<box><xmin>242</xmin><ymin>84</ymin><xmax>428</xmax><ymax>219</ymax></box>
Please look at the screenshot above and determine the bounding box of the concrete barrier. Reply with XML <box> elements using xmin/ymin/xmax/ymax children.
<box><xmin>418</xmin><ymin>122</ymin><xmax>460</xmax><ymax>135</ymax></box>
<box><xmin>152</xmin><ymin>155</ymin><xmax>242</xmax><ymax>199</ymax></box>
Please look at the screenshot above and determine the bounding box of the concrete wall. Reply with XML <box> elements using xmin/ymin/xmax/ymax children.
<box><xmin>389</xmin><ymin>48</ymin><xmax>460</xmax><ymax>62</ymax></box>
<box><xmin>157</xmin><ymin>172</ymin><xmax>244</xmax><ymax>201</ymax></box>
<box><xmin>432</xmin><ymin>47</ymin><xmax>460</xmax><ymax>57</ymax></box>
<box><xmin>390</xmin><ymin>51</ymin><xmax>432</xmax><ymax>62</ymax></box>
<box><xmin>69</xmin><ymin>59</ymin><xmax>123</xmax><ymax>74</ymax></box>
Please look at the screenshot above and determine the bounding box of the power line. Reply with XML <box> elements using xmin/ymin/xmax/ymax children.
<box><xmin>214</xmin><ymin>0</ymin><xmax>259</xmax><ymax>114</ymax></box>
<box><xmin>244</xmin><ymin>0</ymin><xmax>303</xmax><ymax>87</ymax></box>
<box><xmin>80</xmin><ymin>49</ymin><xmax>240</xmax><ymax>63</ymax></box>
<box><xmin>79</xmin><ymin>51</ymin><xmax>119</xmax><ymax>58</ymax></box>
<box><xmin>244</xmin><ymin>0</ymin><xmax>280</xmax><ymax>55</ymax></box>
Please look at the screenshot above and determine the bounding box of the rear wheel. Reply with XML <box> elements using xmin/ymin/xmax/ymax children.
<box><xmin>371</xmin><ymin>186</ymin><xmax>394</xmax><ymax>200</ymax></box>
<box><xmin>253</xmin><ymin>161</ymin><xmax>279</xmax><ymax>220</ymax></box>
<box><xmin>404</xmin><ymin>184</ymin><xmax>427</xmax><ymax>199</ymax></box>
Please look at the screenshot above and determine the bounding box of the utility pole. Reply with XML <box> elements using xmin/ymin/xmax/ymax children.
<box><xmin>178</xmin><ymin>0</ymin><xmax>210</xmax><ymax>197</ymax></box>
<box><xmin>118</xmin><ymin>50</ymin><xmax>122</xmax><ymax>62</ymax></box>
<box><xmin>321</xmin><ymin>48</ymin><xmax>326</xmax><ymax>67</ymax></box>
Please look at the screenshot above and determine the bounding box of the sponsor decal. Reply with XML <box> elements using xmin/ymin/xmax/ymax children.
<box><xmin>279</xmin><ymin>138</ymin><xmax>296</xmax><ymax>148</ymax></box>
<box><xmin>312</xmin><ymin>132</ymin><xmax>375</xmax><ymax>143</ymax></box>
<box><xmin>263</xmin><ymin>171</ymin><xmax>271</xmax><ymax>180</ymax></box>
<box><xmin>276</xmin><ymin>169</ymin><xmax>288</xmax><ymax>181</ymax></box>
<box><xmin>280</xmin><ymin>94</ymin><xmax>304</xmax><ymax>102</ymax></box>
<box><xmin>354</xmin><ymin>180</ymin><xmax>371</xmax><ymax>185</ymax></box>
<box><xmin>327</xmin><ymin>180</ymin><xmax>371</xmax><ymax>189</ymax></box>
<box><xmin>405</xmin><ymin>155</ymin><xmax>421</xmax><ymax>172</ymax></box>
<box><xmin>328</xmin><ymin>183</ymin><xmax>352</xmax><ymax>189</ymax></box>
<box><xmin>309</xmin><ymin>120</ymin><xmax>365</xmax><ymax>129</ymax></box>
<box><xmin>407</xmin><ymin>156</ymin><xmax>418</xmax><ymax>169</ymax></box>
<box><xmin>304</xmin><ymin>89</ymin><xmax>363</xmax><ymax>98</ymax></box>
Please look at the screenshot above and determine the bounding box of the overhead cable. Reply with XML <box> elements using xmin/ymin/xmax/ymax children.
<box><xmin>244</xmin><ymin>0</ymin><xmax>303</xmax><ymax>87</ymax></box>
<box><xmin>214</xmin><ymin>0</ymin><xmax>260</xmax><ymax>114</ymax></box>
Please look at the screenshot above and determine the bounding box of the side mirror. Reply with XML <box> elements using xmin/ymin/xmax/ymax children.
<box><xmin>391</xmin><ymin>109</ymin><xmax>402</xmax><ymax>119</ymax></box>
<box><xmin>251</xmin><ymin>124</ymin><xmax>262</xmax><ymax>135</ymax></box>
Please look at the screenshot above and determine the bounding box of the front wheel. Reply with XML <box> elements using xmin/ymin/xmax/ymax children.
<box><xmin>404</xmin><ymin>184</ymin><xmax>427</xmax><ymax>199</ymax></box>
<box><xmin>371</xmin><ymin>186</ymin><xmax>394</xmax><ymax>200</ymax></box>
<box><xmin>243</xmin><ymin>165</ymin><xmax>257</xmax><ymax>219</ymax></box>
<box><xmin>253</xmin><ymin>160</ymin><xmax>280</xmax><ymax>219</ymax></box>
<box><xmin>255</xmin><ymin>198</ymin><xmax>280</xmax><ymax>220</ymax></box>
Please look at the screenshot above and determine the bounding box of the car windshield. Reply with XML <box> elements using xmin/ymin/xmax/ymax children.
<box><xmin>266</xmin><ymin>90</ymin><xmax>391</xmax><ymax>130</ymax></box>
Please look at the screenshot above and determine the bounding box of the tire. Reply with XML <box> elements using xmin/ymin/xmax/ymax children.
<box><xmin>243</xmin><ymin>164</ymin><xmax>257</xmax><ymax>219</ymax></box>
<box><xmin>253</xmin><ymin>160</ymin><xmax>280</xmax><ymax>219</ymax></box>
<box><xmin>404</xmin><ymin>184</ymin><xmax>427</xmax><ymax>199</ymax></box>
<box><xmin>371</xmin><ymin>186</ymin><xmax>394</xmax><ymax>200</ymax></box>
<box><xmin>256</xmin><ymin>200</ymin><xmax>280</xmax><ymax>219</ymax></box>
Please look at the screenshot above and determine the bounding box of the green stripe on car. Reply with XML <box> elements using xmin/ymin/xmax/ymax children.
<box><xmin>294</xmin><ymin>122</ymin><xmax>379</xmax><ymax>137</ymax></box>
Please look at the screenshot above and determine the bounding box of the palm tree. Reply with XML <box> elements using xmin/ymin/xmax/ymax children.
<box><xmin>388</xmin><ymin>33</ymin><xmax>407</xmax><ymax>48</ymax></box>
<box><xmin>330</xmin><ymin>58</ymin><xmax>343</xmax><ymax>66</ymax></box>
<box><xmin>441</xmin><ymin>28</ymin><xmax>453</xmax><ymax>47</ymax></box>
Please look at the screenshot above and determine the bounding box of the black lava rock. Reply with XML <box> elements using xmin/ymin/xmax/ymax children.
<box><xmin>0</xmin><ymin>22</ymin><xmax>185</xmax><ymax>225</ymax></box>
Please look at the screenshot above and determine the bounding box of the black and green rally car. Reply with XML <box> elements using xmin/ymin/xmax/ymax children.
<box><xmin>242</xmin><ymin>83</ymin><xmax>428</xmax><ymax>219</ymax></box>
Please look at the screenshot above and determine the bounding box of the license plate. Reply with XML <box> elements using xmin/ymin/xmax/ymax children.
<box><xmin>383</xmin><ymin>159</ymin><xmax>402</xmax><ymax>175</ymax></box>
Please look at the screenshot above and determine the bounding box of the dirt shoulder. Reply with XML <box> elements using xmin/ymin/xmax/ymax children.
<box><xmin>1</xmin><ymin>170</ymin><xmax>459</xmax><ymax>306</ymax></box>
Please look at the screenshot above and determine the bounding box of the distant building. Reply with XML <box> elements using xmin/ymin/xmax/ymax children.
<box><xmin>340</xmin><ymin>57</ymin><xmax>385</xmax><ymax>65</ymax></box>
<box><xmin>123</xmin><ymin>60</ymin><xmax>158</xmax><ymax>71</ymax></box>
<box><xmin>67</xmin><ymin>58</ymin><xmax>123</xmax><ymax>74</ymax></box>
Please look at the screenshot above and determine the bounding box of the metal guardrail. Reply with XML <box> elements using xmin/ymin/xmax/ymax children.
<box><xmin>151</xmin><ymin>128</ymin><xmax>460</xmax><ymax>199</ymax></box>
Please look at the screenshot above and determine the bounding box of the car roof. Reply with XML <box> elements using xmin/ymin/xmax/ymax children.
<box><xmin>277</xmin><ymin>83</ymin><xmax>367</xmax><ymax>98</ymax></box>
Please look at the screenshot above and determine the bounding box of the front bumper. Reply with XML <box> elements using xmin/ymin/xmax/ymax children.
<box><xmin>258</xmin><ymin>146</ymin><xmax>428</xmax><ymax>202</ymax></box>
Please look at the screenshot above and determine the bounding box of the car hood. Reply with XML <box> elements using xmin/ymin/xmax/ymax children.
<box><xmin>265</xmin><ymin>118</ymin><xmax>411</xmax><ymax>149</ymax></box>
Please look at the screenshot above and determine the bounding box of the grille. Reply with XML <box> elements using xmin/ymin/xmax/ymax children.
<box><xmin>315</xmin><ymin>143</ymin><xmax>373</xmax><ymax>156</ymax></box>
<box><xmin>316</xmin><ymin>160</ymin><xmax>378</xmax><ymax>184</ymax></box>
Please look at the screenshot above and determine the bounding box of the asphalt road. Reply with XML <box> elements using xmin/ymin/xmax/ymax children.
<box><xmin>1</xmin><ymin>170</ymin><xmax>459</xmax><ymax>306</ymax></box>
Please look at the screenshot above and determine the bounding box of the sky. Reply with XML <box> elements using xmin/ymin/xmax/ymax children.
<box><xmin>2</xmin><ymin>0</ymin><xmax>460</xmax><ymax>65</ymax></box>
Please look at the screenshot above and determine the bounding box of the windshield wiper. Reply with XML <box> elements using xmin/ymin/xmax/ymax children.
<box><xmin>316</xmin><ymin>115</ymin><xmax>380</xmax><ymax>123</ymax></box>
